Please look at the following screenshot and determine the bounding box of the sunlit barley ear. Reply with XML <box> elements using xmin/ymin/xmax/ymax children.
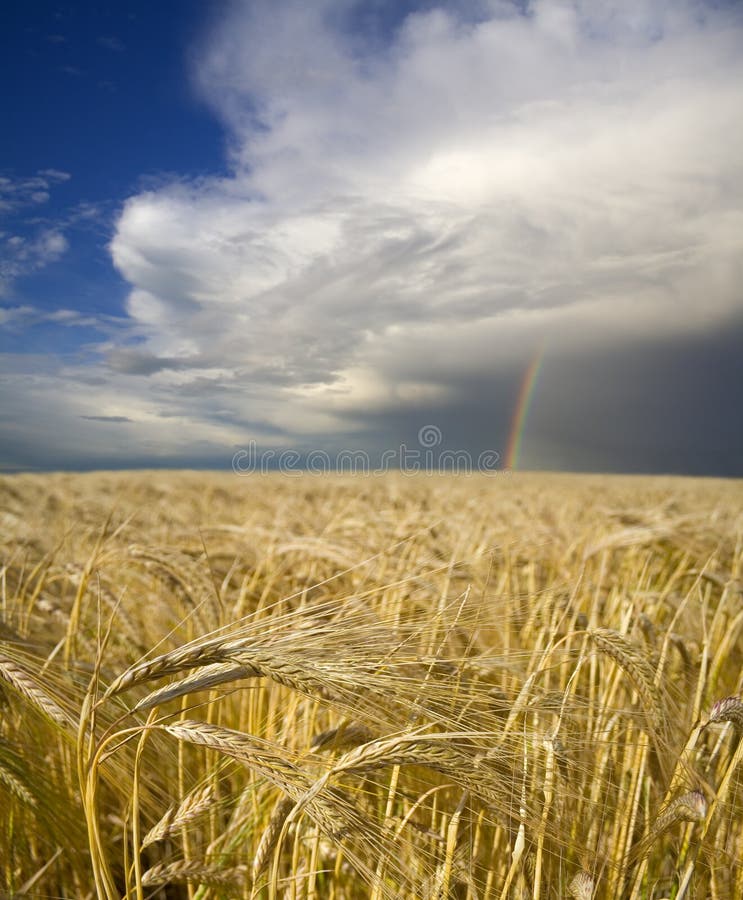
<box><xmin>626</xmin><ymin>789</ymin><xmax>708</xmax><ymax>869</ymax></box>
<box><xmin>668</xmin><ymin>631</ymin><xmax>693</xmax><ymax>670</ymax></box>
<box><xmin>141</xmin><ymin>860</ymin><xmax>247</xmax><ymax>889</ymax></box>
<box><xmin>653</xmin><ymin>790</ymin><xmax>708</xmax><ymax>836</ymax></box>
<box><xmin>310</xmin><ymin>721</ymin><xmax>376</xmax><ymax>752</ymax></box>
<box><xmin>586</xmin><ymin>628</ymin><xmax>664</xmax><ymax>731</ymax></box>
<box><xmin>637</xmin><ymin>613</ymin><xmax>657</xmax><ymax>646</ymax></box>
<box><xmin>568</xmin><ymin>869</ymin><xmax>595</xmax><ymax>900</ymax></box>
<box><xmin>0</xmin><ymin>655</ymin><xmax>72</xmax><ymax>728</ymax></box>
<box><xmin>252</xmin><ymin>795</ymin><xmax>294</xmax><ymax>881</ymax></box>
<box><xmin>706</xmin><ymin>696</ymin><xmax>743</xmax><ymax>733</ymax></box>
<box><xmin>142</xmin><ymin>783</ymin><xmax>215</xmax><ymax>848</ymax></box>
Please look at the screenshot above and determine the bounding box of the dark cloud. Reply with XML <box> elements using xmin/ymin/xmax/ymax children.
<box><xmin>106</xmin><ymin>348</ymin><xmax>206</xmax><ymax>376</ymax></box>
<box><xmin>80</xmin><ymin>415</ymin><xmax>132</xmax><ymax>423</ymax></box>
<box><xmin>312</xmin><ymin>310</ymin><xmax>743</xmax><ymax>476</ymax></box>
<box><xmin>525</xmin><ymin>314</ymin><xmax>743</xmax><ymax>476</ymax></box>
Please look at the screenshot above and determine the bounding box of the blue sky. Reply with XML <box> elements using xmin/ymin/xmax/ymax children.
<box><xmin>2</xmin><ymin>1</ymin><xmax>742</xmax><ymax>474</ymax></box>
<box><xmin>1</xmin><ymin>1</ymin><xmax>225</xmax><ymax>316</ymax></box>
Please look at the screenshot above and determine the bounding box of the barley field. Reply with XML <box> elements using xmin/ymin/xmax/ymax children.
<box><xmin>1</xmin><ymin>470</ymin><xmax>742</xmax><ymax>899</ymax></box>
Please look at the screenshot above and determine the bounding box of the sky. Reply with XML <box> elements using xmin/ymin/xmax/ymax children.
<box><xmin>1</xmin><ymin>0</ymin><xmax>742</xmax><ymax>475</ymax></box>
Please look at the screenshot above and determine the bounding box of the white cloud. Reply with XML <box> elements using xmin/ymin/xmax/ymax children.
<box><xmin>0</xmin><ymin>304</ymin><xmax>128</xmax><ymax>336</ymax></box>
<box><xmin>106</xmin><ymin>0</ymin><xmax>743</xmax><ymax>449</ymax></box>
<box><xmin>0</xmin><ymin>305</ymin><xmax>36</xmax><ymax>327</ymax></box>
<box><xmin>0</xmin><ymin>170</ymin><xmax>72</xmax><ymax>295</ymax></box>
<box><xmin>38</xmin><ymin>169</ymin><xmax>72</xmax><ymax>182</ymax></box>
<box><xmin>0</xmin><ymin>229</ymin><xmax>69</xmax><ymax>297</ymax></box>
<box><xmin>0</xmin><ymin>170</ymin><xmax>70</xmax><ymax>214</ymax></box>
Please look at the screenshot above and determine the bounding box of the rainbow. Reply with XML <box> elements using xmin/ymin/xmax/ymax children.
<box><xmin>503</xmin><ymin>346</ymin><xmax>545</xmax><ymax>470</ymax></box>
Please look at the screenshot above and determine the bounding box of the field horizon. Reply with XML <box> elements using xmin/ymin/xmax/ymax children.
<box><xmin>3</xmin><ymin>467</ymin><xmax>742</xmax><ymax>480</ymax></box>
